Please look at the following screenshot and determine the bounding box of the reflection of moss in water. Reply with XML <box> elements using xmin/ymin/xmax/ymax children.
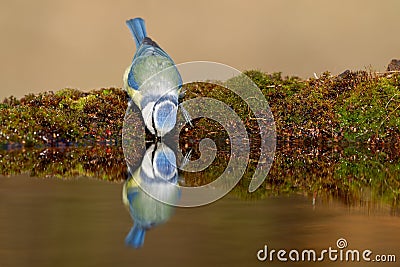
<box><xmin>0</xmin><ymin>70</ymin><xmax>399</xmax><ymax>210</ymax></box>
<box><xmin>0</xmin><ymin>146</ymin><xmax>128</xmax><ymax>180</ymax></box>
<box><xmin>334</xmin><ymin>146</ymin><xmax>400</xmax><ymax>207</ymax></box>
<box><xmin>180</xmin><ymin>143</ymin><xmax>400</xmax><ymax>211</ymax></box>
<box><xmin>0</xmin><ymin>143</ymin><xmax>399</xmax><ymax>211</ymax></box>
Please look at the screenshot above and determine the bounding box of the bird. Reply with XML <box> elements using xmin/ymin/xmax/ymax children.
<box><xmin>123</xmin><ymin>17</ymin><xmax>190</xmax><ymax>137</ymax></box>
<box><xmin>122</xmin><ymin>142</ymin><xmax>180</xmax><ymax>248</ymax></box>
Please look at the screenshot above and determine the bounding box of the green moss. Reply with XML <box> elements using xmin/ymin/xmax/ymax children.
<box><xmin>1</xmin><ymin>88</ymin><xmax>128</xmax><ymax>147</ymax></box>
<box><xmin>337</xmin><ymin>75</ymin><xmax>400</xmax><ymax>142</ymax></box>
<box><xmin>71</xmin><ymin>94</ymin><xmax>97</xmax><ymax>111</ymax></box>
<box><xmin>55</xmin><ymin>88</ymin><xmax>84</xmax><ymax>99</ymax></box>
<box><xmin>2</xmin><ymin>70</ymin><xmax>399</xmax><ymax>147</ymax></box>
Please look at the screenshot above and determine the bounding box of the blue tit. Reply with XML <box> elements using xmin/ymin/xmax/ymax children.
<box><xmin>122</xmin><ymin>142</ymin><xmax>180</xmax><ymax>248</ymax></box>
<box><xmin>123</xmin><ymin>17</ymin><xmax>183</xmax><ymax>137</ymax></box>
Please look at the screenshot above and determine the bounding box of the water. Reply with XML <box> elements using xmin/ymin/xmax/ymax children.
<box><xmin>0</xmin><ymin>137</ymin><xmax>399</xmax><ymax>267</ymax></box>
<box><xmin>1</xmin><ymin>174</ymin><xmax>399</xmax><ymax>267</ymax></box>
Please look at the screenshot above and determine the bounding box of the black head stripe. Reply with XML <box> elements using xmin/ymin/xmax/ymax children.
<box><xmin>156</xmin><ymin>95</ymin><xmax>178</xmax><ymax>106</ymax></box>
<box><xmin>152</xmin><ymin>102</ymin><xmax>157</xmax><ymax>136</ymax></box>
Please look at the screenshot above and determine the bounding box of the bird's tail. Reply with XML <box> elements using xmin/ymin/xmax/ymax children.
<box><xmin>125</xmin><ymin>224</ymin><xmax>146</xmax><ymax>248</ymax></box>
<box><xmin>126</xmin><ymin>18</ymin><xmax>147</xmax><ymax>48</ymax></box>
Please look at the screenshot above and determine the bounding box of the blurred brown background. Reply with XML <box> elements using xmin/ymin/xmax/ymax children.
<box><xmin>1</xmin><ymin>0</ymin><xmax>399</xmax><ymax>99</ymax></box>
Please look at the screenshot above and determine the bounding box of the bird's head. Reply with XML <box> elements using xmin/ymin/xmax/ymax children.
<box><xmin>141</xmin><ymin>95</ymin><xmax>178</xmax><ymax>137</ymax></box>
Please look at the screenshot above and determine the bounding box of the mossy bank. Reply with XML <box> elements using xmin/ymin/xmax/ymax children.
<box><xmin>2</xmin><ymin>70</ymin><xmax>398</xmax><ymax>148</ymax></box>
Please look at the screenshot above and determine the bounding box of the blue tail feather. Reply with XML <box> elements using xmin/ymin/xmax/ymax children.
<box><xmin>125</xmin><ymin>224</ymin><xmax>146</xmax><ymax>248</ymax></box>
<box><xmin>126</xmin><ymin>18</ymin><xmax>147</xmax><ymax>48</ymax></box>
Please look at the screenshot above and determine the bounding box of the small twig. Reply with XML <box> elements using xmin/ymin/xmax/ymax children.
<box><xmin>385</xmin><ymin>93</ymin><xmax>399</xmax><ymax>109</ymax></box>
<box><xmin>379</xmin><ymin>103</ymin><xmax>400</xmax><ymax>129</ymax></box>
<box><xmin>375</xmin><ymin>70</ymin><xmax>400</xmax><ymax>74</ymax></box>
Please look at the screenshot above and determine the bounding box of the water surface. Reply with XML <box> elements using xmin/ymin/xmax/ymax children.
<box><xmin>0</xmin><ymin>174</ymin><xmax>399</xmax><ymax>267</ymax></box>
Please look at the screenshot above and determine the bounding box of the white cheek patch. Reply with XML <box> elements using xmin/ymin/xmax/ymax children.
<box><xmin>153</xmin><ymin>143</ymin><xmax>177</xmax><ymax>181</ymax></box>
<box><xmin>141</xmin><ymin>144</ymin><xmax>156</xmax><ymax>179</ymax></box>
<box><xmin>141</xmin><ymin>102</ymin><xmax>156</xmax><ymax>134</ymax></box>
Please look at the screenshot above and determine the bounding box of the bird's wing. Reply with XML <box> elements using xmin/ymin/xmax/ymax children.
<box><xmin>127</xmin><ymin>38</ymin><xmax>182</xmax><ymax>92</ymax></box>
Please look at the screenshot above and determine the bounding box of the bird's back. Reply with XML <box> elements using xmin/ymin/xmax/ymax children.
<box><xmin>130</xmin><ymin>39</ymin><xmax>181</xmax><ymax>95</ymax></box>
<box><xmin>124</xmin><ymin>18</ymin><xmax>182</xmax><ymax>101</ymax></box>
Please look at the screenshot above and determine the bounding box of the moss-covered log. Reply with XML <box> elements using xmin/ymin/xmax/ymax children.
<box><xmin>1</xmin><ymin>70</ymin><xmax>399</xmax><ymax>148</ymax></box>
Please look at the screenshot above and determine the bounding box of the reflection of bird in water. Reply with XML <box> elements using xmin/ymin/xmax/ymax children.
<box><xmin>122</xmin><ymin>142</ymin><xmax>180</xmax><ymax>248</ymax></box>
<box><xmin>123</xmin><ymin>17</ymin><xmax>191</xmax><ymax>137</ymax></box>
